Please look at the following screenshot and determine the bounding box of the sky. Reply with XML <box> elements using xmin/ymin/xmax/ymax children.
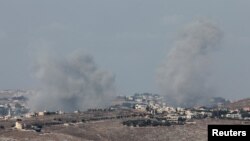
<box><xmin>0</xmin><ymin>0</ymin><xmax>250</xmax><ymax>100</ymax></box>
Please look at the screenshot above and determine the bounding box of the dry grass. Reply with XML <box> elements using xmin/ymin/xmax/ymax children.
<box><xmin>1</xmin><ymin>114</ymin><xmax>249</xmax><ymax>141</ymax></box>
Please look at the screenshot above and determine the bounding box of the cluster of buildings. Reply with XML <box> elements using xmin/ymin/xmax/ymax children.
<box><xmin>117</xmin><ymin>93</ymin><xmax>166</xmax><ymax>110</ymax></box>
<box><xmin>220</xmin><ymin>108</ymin><xmax>250</xmax><ymax>120</ymax></box>
<box><xmin>0</xmin><ymin>103</ymin><xmax>28</xmax><ymax>118</ymax></box>
<box><xmin>0</xmin><ymin>90</ymin><xmax>250</xmax><ymax>128</ymax></box>
<box><xmin>119</xmin><ymin>93</ymin><xmax>250</xmax><ymax>124</ymax></box>
<box><xmin>24</xmin><ymin>110</ymin><xmax>65</xmax><ymax>118</ymax></box>
<box><xmin>0</xmin><ymin>90</ymin><xmax>30</xmax><ymax>119</ymax></box>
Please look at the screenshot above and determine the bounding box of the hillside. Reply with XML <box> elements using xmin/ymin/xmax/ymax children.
<box><xmin>225</xmin><ymin>98</ymin><xmax>250</xmax><ymax>109</ymax></box>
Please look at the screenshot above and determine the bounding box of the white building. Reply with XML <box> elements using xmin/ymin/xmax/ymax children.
<box><xmin>185</xmin><ymin>110</ymin><xmax>194</xmax><ymax>119</ymax></box>
<box><xmin>25</xmin><ymin>112</ymin><xmax>35</xmax><ymax>118</ymax></box>
<box><xmin>226</xmin><ymin>113</ymin><xmax>242</xmax><ymax>119</ymax></box>
<box><xmin>15</xmin><ymin>119</ymin><xmax>24</xmax><ymax>130</ymax></box>
<box><xmin>38</xmin><ymin>111</ymin><xmax>45</xmax><ymax>116</ymax></box>
<box><xmin>134</xmin><ymin>98</ymin><xmax>143</xmax><ymax>103</ymax></box>
<box><xmin>134</xmin><ymin>104</ymin><xmax>147</xmax><ymax>111</ymax></box>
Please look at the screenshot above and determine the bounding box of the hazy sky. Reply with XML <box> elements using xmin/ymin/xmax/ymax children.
<box><xmin>0</xmin><ymin>0</ymin><xmax>249</xmax><ymax>100</ymax></box>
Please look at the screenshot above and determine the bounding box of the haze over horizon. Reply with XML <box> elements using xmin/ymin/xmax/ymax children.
<box><xmin>0</xmin><ymin>0</ymin><xmax>250</xmax><ymax>101</ymax></box>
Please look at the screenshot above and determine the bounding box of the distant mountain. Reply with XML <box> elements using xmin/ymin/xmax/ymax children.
<box><xmin>224</xmin><ymin>98</ymin><xmax>250</xmax><ymax>109</ymax></box>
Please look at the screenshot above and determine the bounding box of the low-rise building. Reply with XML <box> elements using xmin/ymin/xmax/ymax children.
<box><xmin>15</xmin><ymin>119</ymin><xmax>24</xmax><ymax>130</ymax></box>
<box><xmin>225</xmin><ymin>113</ymin><xmax>242</xmax><ymax>119</ymax></box>
<box><xmin>134</xmin><ymin>104</ymin><xmax>147</xmax><ymax>111</ymax></box>
<box><xmin>38</xmin><ymin>112</ymin><xmax>45</xmax><ymax>116</ymax></box>
<box><xmin>25</xmin><ymin>112</ymin><xmax>35</xmax><ymax>118</ymax></box>
<box><xmin>164</xmin><ymin>114</ymin><xmax>179</xmax><ymax>123</ymax></box>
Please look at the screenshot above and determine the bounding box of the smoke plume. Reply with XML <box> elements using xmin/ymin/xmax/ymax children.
<box><xmin>156</xmin><ymin>20</ymin><xmax>222</xmax><ymax>107</ymax></box>
<box><xmin>29</xmin><ymin>50</ymin><xmax>116</xmax><ymax>112</ymax></box>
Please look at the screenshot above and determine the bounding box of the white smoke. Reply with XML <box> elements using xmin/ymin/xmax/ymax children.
<box><xmin>156</xmin><ymin>20</ymin><xmax>223</xmax><ymax>107</ymax></box>
<box><xmin>29</xmin><ymin>50</ymin><xmax>116</xmax><ymax>112</ymax></box>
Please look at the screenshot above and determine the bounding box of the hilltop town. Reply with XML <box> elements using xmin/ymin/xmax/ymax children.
<box><xmin>0</xmin><ymin>90</ymin><xmax>250</xmax><ymax>141</ymax></box>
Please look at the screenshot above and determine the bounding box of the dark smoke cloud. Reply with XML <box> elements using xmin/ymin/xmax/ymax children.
<box><xmin>29</xmin><ymin>50</ymin><xmax>116</xmax><ymax>112</ymax></box>
<box><xmin>156</xmin><ymin>20</ymin><xmax>223</xmax><ymax>107</ymax></box>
